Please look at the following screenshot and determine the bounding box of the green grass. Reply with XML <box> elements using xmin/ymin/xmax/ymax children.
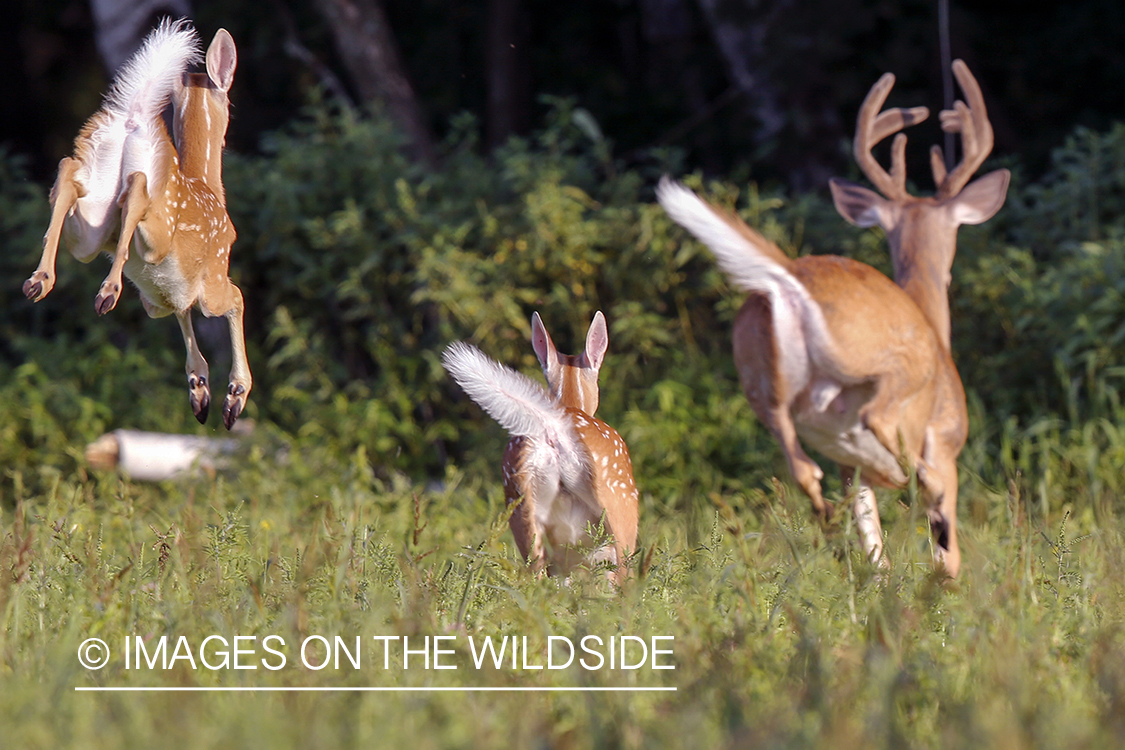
<box><xmin>3</xmin><ymin>403</ymin><xmax>1125</xmax><ymax>750</ymax></box>
<box><xmin>5</xmin><ymin>107</ymin><xmax>1125</xmax><ymax>748</ymax></box>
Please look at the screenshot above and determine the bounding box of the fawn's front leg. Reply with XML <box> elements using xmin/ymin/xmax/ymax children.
<box><xmin>95</xmin><ymin>171</ymin><xmax>150</xmax><ymax>315</ymax></box>
<box><xmin>219</xmin><ymin>283</ymin><xmax>252</xmax><ymax>430</ymax></box>
<box><xmin>24</xmin><ymin>157</ymin><xmax>83</xmax><ymax>302</ymax></box>
<box><xmin>175</xmin><ymin>309</ymin><xmax>211</xmax><ymax>424</ymax></box>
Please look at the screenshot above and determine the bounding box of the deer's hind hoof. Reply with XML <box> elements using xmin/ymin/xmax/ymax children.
<box><xmin>221</xmin><ymin>383</ymin><xmax>248</xmax><ymax>430</ymax></box>
<box><xmin>23</xmin><ymin>272</ymin><xmax>53</xmax><ymax>302</ymax></box>
<box><xmin>94</xmin><ymin>284</ymin><xmax>122</xmax><ymax>316</ymax></box>
<box><xmin>189</xmin><ymin>374</ymin><xmax>211</xmax><ymax>424</ymax></box>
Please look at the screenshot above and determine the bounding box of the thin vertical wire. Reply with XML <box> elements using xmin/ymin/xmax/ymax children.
<box><xmin>939</xmin><ymin>0</ymin><xmax>955</xmax><ymax>171</ymax></box>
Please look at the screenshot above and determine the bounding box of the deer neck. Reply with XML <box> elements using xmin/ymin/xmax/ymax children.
<box><xmin>174</xmin><ymin>73</ymin><xmax>229</xmax><ymax>204</ymax></box>
<box><xmin>547</xmin><ymin>354</ymin><xmax>600</xmax><ymax>416</ymax></box>
<box><xmin>888</xmin><ymin>214</ymin><xmax>956</xmax><ymax>351</ymax></box>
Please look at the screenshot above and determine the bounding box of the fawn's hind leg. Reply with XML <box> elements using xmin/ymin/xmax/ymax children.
<box><xmin>95</xmin><ymin>172</ymin><xmax>150</xmax><ymax>315</ymax></box>
<box><xmin>24</xmin><ymin>157</ymin><xmax>84</xmax><ymax>302</ymax></box>
<box><xmin>503</xmin><ymin>437</ymin><xmax>547</xmax><ymax>576</ymax></box>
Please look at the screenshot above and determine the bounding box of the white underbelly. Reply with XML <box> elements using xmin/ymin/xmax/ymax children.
<box><xmin>793</xmin><ymin>379</ymin><xmax>908</xmax><ymax>485</ymax></box>
<box><xmin>123</xmin><ymin>245</ymin><xmax>198</xmax><ymax>313</ymax></box>
<box><xmin>65</xmin><ymin>207</ymin><xmax>118</xmax><ymax>262</ymax></box>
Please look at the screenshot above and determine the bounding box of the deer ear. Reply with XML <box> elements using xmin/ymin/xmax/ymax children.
<box><xmin>531</xmin><ymin>312</ymin><xmax>555</xmax><ymax>371</ymax></box>
<box><xmin>206</xmin><ymin>29</ymin><xmax>237</xmax><ymax>93</ymax></box>
<box><xmin>584</xmin><ymin>311</ymin><xmax>608</xmax><ymax>371</ymax></box>
<box><xmin>830</xmin><ymin>178</ymin><xmax>895</xmax><ymax>229</ymax></box>
<box><xmin>947</xmin><ymin>168</ymin><xmax>1010</xmax><ymax>225</ymax></box>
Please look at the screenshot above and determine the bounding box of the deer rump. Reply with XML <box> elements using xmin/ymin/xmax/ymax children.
<box><xmin>503</xmin><ymin>415</ymin><xmax>624</xmax><ymax>569</ymax></box>
<box><xmin>740</xmin><ymin>253</ymin><xmax>955</xmax><ymax>488</ymax></box>
<box><xmin>657</xmin><ymin>179</ymin><xmax>950</xmax><ymax>490</ymax></box>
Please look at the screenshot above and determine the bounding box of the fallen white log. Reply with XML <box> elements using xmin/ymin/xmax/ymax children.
<box><xmin>85</xmin><ymin>429</ymin><xmax>243</xmax><ymax>481</ymax></box>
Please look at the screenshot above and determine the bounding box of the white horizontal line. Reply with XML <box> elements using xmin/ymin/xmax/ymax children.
<box><xmin>75</xmin><ymin>686</ymin><xmax>676</xmax><ymax>692</ymax></box>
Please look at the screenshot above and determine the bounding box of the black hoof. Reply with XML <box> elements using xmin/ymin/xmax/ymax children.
<box><xmin>23</xmin><ymin>279</ymin><xmax>42</xmax><ymax>301</ymax></box>
<box><xmin>189</xmin><ymin>374</ymin><xmax>211</xmax><ymax>424</ymax></box>
<box><xmin>94</xmin><ymin>293</ymin><xmax>116</xmax><ymax>316</ymax></box>
<box><xmin>929</xmin><ymin>512</ymin><xmax>951</xmax><ymax>551</ymax></box>
<box><xmin>222</xmin><ymin>383</ymin><xmax>247</xmax><ymax>430</ymax></box>
<box><xmin>194</xmin><ymin>396</ymin><xmax>210</xmax><ymax>424</ymax></box>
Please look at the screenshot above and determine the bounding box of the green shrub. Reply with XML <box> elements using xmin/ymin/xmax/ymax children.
<box><xmin>3</xmin><ymin>104</ymin><xmax>1125</xmax><ymax>519</ymax></box>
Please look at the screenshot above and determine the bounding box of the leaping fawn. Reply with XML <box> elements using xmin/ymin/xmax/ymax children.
<box><xmin>443</xmin><ymin>312</ymin><xmax>639</xmax><ymax>584</ymax></box>
<box><xmin>23</xmin><ymin>20</ymin><xmax>251</xmax><ymax>429</ymax></box>
<box><xmin>658</xmin><ymin>60</ymin><xmax>1009</xmax><ymax>577</ymax></box>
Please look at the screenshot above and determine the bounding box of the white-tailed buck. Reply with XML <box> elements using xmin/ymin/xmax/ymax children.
<box><xmin>443</xmin><ymin>312</ymin><xmax>639</xmax><ymax>583</ymax></box>
<box><xmin>658</xmin><ymin>60</ymin><xmax>1009</xmax><ymax>577</ymax></box>
<box><xmin>23</xmin><ymin>20</ymin><xmax>251</xmax><ymax>429</ymax></box>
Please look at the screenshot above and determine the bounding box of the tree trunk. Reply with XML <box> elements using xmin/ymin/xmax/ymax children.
<box><xmin>485</xmin><ymin>0</ymin><xmax>530</xmax><ymax>150</ymax></box>
<box><xmin>89</xmin><ymin>0</ymin><xmax>193</xmax><ymax>75</ymax></box>
<box><xmin>313</xmin><ymin>0</ymin><xmax>435</xmax><ymax>164</ymax></box>
<box><xmin>693</xmin><ymin>0</ymin><xmax>787</xmax><ymax>142</ymax></box>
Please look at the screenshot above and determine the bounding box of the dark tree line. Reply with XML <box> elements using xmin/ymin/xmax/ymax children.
<box><xmin>3</xmin><ymin>0</ymin><xmax>1124</xmax><ymax>187</ymax></box>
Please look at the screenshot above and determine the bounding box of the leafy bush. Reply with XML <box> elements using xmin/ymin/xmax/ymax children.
<box><xmin>3</xmin><ymin>103</ymin><xmax>1125</xmax><ymax>518</ymax></box>
<box><xmin>221</xmin><ymin>100</ymin><xmax>752</xmax><ymax>486</ymax></box>
<box><xmin>1003</xmin><ymin>123</ymin><xmax>1125</xmax><ymax>254</ymax></box>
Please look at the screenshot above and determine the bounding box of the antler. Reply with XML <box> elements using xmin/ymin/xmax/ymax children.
<box><xmin>931</xmin><ymin>59</ymin><xmax>995</xmax><ymax>198</ymax></box>
<box><xmin>853</xmin><ymin>73</ymin><xmax>930</xmax><ymax>201</ymax></box>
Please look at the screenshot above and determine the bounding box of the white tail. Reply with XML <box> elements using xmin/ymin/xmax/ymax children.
<box><xmin>656</xmin><ymin>178</ymin><xmax>846</xmax><ymax>382</ymax></box>
<box><xmin>442</xmin><ymin>341</ymin><xmax>588</xmax><ymax>488</ymax></box>
<box><xmin>24</xmin><ymin>23</ymin><xmax>251</xmax><ymax>429</ymax></box>
<box><xmin>108</xmin><ymin>18</ymin><xmax>201</xmax><ymax>127</ymax></box>
<box><xmin>444</xmin><ymin>312</ymin><xmax>639</xmax><ymax>584</ymax></box>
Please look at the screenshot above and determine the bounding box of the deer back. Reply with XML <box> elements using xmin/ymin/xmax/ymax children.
<box><xmin>174</xmin><ymin>28</ymin><xmax>236</xmax><ymax>204</ymax></box>
<box><xmin>126</xmin><ymin>28</ymin><xmax>239</xmax><ymax>308</ymax></box>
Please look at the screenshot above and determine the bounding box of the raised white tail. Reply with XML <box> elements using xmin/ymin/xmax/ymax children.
<box><xmin>656</xmin><ymin>177</ymin><xmax>847</xmax><ymax>387</ymax></box>
<box><xmin>656</xmin><ymin>177</ymin><xmax>795</xmax><ymax>295</ymax></box>
<box><xmin>442</xmin><ymin>341</ymin><xmax>588</xmax><ymax>487</ymax></box>
<box><xmin>107</xmin><ymin>19</ymin><xmax>200</xmax><ymax>126</ymax></box>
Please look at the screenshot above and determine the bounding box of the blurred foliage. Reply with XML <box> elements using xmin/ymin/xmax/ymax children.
<box><xmin>1003</xmin><ymin>123</ymin><xmax>1125</xmax><ymax>253</ymax></box>
<box><xmin>1</xmin><ymin>101</ymin><xmax>1124</xmax><ymax>519</ymax></box>
<box><xmin>3</xmin><ymin>92</ymin><xmax>1125</xmax><ymax>749</ymax></box>
<box><xmin>952</xmin><ymin>124</ymin><xmax>1125</xmax><ymax>424</ymax></box>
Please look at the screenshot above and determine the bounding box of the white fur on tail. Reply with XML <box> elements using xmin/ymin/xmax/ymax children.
<box><xmin>655</xmin><ymin>176</ymin><xmax>842</xmax><ymax>380</ymax></box>
<box><xmin>443</xmin><ymin>342</ymin><xmax>588</xmax><ymax>479</ymax></box>
<box><xmin>107</xmin><ymin>19</ymin><xmax>201</xmax><ymax>124</ymax></box>
<box><xmin>114</xmin><ymin>19</ymin><xmax>201</xmax><ymax>187</ymax></box>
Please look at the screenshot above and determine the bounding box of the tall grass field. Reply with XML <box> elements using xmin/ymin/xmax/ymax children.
<box><xmin>2</xmin><ymin>107</ymin><xmax>1125</xmax><ymax>747</ymax></box>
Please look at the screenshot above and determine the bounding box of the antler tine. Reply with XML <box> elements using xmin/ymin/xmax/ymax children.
<box><xmin>853</xmin><ymin>73</ymin><xmax>929</xmax><ymax>201</ymax></box>
<box><xmin>936</xmin><ymin>59</ymin><xmax>995</xmax><ymax>198</ymax></box>
<box><xmin>871</xmin><ymin>106</ymin><xmax>931</xmax><ymax>145</ymax></box>
<box><xmin>929</xmin><ymin>144</ymin><xmax>947</xmax><ymax>187</ymax></box>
